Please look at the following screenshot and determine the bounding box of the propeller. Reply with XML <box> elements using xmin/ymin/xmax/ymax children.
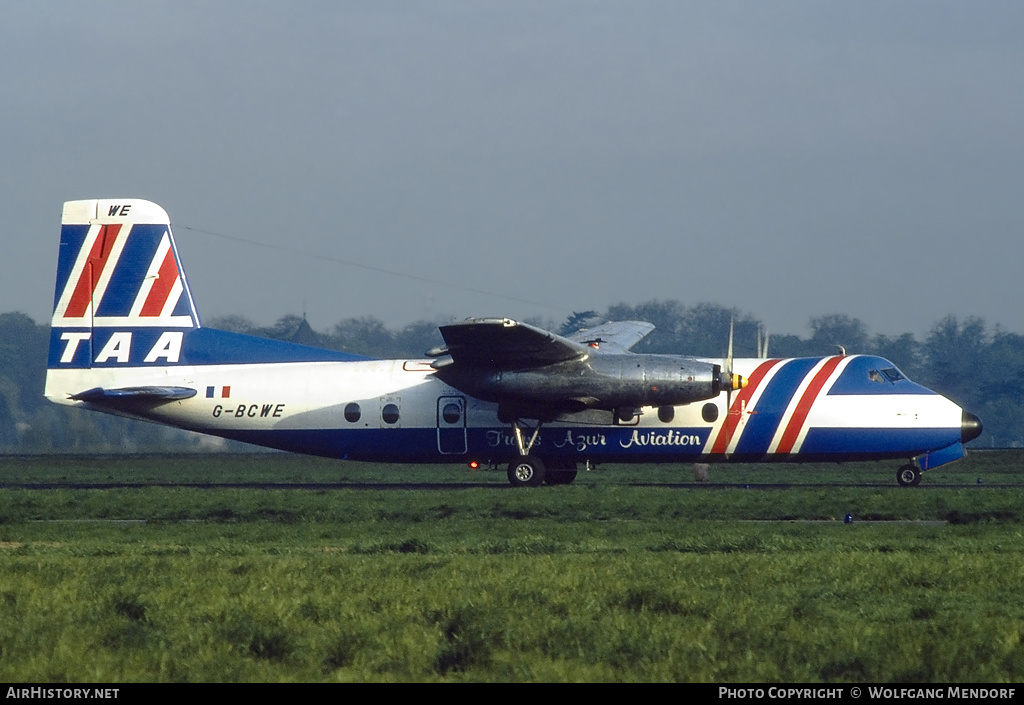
<box><xmin>726</xmin><ymin>317</ymin><xmax>734</xmax><ymax>409</ymax></box>
<box><xmin>721</xmin><ymin>316</ymin><xmax>747</xmax><ymax>410</ymax></box>
<box><xmin>757</xmin><ymin>324</ymin><xmax>770</xmax><ymax>359</ymax></box>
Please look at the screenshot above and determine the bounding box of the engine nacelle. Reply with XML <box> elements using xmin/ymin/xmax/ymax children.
<box><xmin>438</xmin><ymin>354</ymin><xmax>734</xmax><ymax>411</ymax></box>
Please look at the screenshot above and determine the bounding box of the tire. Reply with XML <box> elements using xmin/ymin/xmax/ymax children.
<box><xmin>897</xmin><ymin>464</ymin><xmax>921</xmax><ymax>487</ymax></box>
<box><xmin>507</xmin><ymin>455</ymin><xmax>546</xmax><ymax>488</ymax></box>
<box><xmin>544</xmin><ymin>469</ymin><xmax>578</xmax><ymax>486</ymax></box>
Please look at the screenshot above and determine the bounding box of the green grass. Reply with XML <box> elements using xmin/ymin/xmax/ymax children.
<box><xmin>2</xmin><ymin>482</ymin><xmax>1023</xmax><ymax>525</ymax></box>
<box><xmin>2</xmin><ymin>447</ymin><xmax>1022</xmax><ymax>486</ymax></box>
<box><xmin>0</xmin><ymin>452</ymin><xmax>1023</xmax><ymax>682</ymax></box>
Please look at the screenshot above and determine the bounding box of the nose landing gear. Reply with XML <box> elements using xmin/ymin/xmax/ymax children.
<box><xmin>897</xmin><ymin>464</ymin><xmax>921</xmax><ymax>487</ymax></box>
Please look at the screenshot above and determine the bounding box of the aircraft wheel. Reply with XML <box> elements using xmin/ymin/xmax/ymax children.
<box><xmin>544</xmin><ymin>469</ymin><xmax>578</xmax><ymax>486</ymax></box>
<box><xmin>897</xmin><ymin>464</ymin><xmax>921</xmax><ymax>487</ymax></box>
<box><xmin>508</xmin><ymin>456</ymin><xmax>546</xmax><ymax>488</ymax></box>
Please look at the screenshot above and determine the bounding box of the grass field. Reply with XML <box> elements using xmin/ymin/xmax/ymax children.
<box><xmin>1</xmin><ymin>451</ymin><xmax>1022</xmax><ymax>682</ymax></box>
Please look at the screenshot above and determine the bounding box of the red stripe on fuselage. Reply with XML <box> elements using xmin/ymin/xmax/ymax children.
<box><xmin>65</xmin><ymin>224</ymin><xmax>123</xmax><ymax>318</ymax></box>
<box><xmin>709</xmin><ymin>359</ymin><xmax>782</xmax><ymax>455</ymax></box>
<box><xmin>139</xmin><ymin>246</ymin><xmax>179</xmax><ymax>317</ymax></box>
<box><xmin>774</xmin><ymin>356</ymin><xmax>845</xmax><ymax>454</ymax></box>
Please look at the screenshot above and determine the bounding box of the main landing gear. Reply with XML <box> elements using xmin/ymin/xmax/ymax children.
<box><xmin>505</xmin><ymin>416</ymin><xmax>546</xmax><ymax>487</ymax></box>
<box><xmin>503</xmin><ymin>417</ymin><xmax>579</xmax><ymax>487</ymax></box>
<box><xmin>545</xmin><ymin>468</ymin><xmax>578</xmax><ymax>485</ymax></box>
<box><xmin>506</xmin><ymin>455</ymin><xmax>578</xmax><ymax>487</ymax></box>
<box><xmin>508</xmin><ymin>455</ymin><xmax>545</xmax><ymax>487</ymax></box>
<box><xmin>897</xmin><ymin>463</ymin><xmax>921</xmax><ymax>487</ymax></box>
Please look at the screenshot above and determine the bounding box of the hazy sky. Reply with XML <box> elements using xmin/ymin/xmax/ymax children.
<box><xmin>4</xmin><ymin>1</ymin><xmax>1023</xmax><ymax>339</ymax></box>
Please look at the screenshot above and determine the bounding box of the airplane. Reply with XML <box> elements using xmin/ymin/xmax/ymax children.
<box><xmin>44</xmin><ymin>199</ymin><xmax>983</xmax><ymax>487</ymax></box>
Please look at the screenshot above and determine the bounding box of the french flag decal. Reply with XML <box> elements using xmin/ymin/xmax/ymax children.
<box><xmin>206</xmin><ymin>386</ymin><xmax>231</xmax><ymax>399</ymax></box>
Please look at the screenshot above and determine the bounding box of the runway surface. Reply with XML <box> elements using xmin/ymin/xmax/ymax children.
<box><xmin>0</xmin><ymin>481</ymin><xmax>1016</xmax><ymax>490</ymax></box>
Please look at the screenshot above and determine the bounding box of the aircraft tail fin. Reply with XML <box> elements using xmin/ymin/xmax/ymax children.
<box><xmin>51</xmin><ymin>200</ymin><xmax>200</xmax><ymax>330</ymax></box>
<box><xmin>46</xmin><ymin>199</ymin><xmax>368</xmax><ymax>401</ymax></box>
<box><xmin>48</xmin><ymin>199</ymin><xmax>201</xmax><ymax>370</ymax></box>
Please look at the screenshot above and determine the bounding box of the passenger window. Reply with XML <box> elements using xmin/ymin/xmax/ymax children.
<box><xmin>382</xmin><ymin>403</ymin><xmax>400</xmax><ymax>424</ymax></box>
<box><xmin>442</xmin><ymin>402</ymin><xmax>461</xmax><ymax>424</ymax></box>
<box><xmin>658</xmin><ymin>406</ymin><xmax>675</xmax><ymax>423</ymax></box>
<box><xmin>344</xmin><ymin>403</ymin><xmax>361</xmax><ymax>423</ymax></box>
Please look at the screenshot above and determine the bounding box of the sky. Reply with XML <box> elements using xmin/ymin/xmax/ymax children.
<box><xmin>4</xmin><ymin>1</ymin><xmax>1023</xmax><ymax>340</ymax></box>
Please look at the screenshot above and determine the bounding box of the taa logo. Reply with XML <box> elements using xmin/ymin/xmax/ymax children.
<box><xmin>59</xmin><ymin>331</ymin><xmax>184</xmax><ymax>364</ymax></box>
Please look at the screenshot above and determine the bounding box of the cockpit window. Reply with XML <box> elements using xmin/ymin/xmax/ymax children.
<box><xmin>880</xmin><ymin>367</ymin><xmax>904</xmax><ymax>383</ymax></box>
<box><xmin>868</xmin><ymin>367</ymin><xmax>905</xmax><ymax>384</ymax></box>
<box><xmin>829</xmin><ymin>356</ymin><xmax>933</xmax><ymax>396</ymax></box>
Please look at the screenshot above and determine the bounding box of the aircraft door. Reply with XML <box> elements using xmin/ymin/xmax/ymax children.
<box><xmin>437</xmin><ymin>395</ymin><xmax>467</xmax><ymax>455</ymax></box>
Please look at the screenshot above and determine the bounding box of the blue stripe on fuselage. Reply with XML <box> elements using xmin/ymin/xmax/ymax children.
<box><xmin>213</xmin><ymin>426</ymin><xmax>715</xmax><ymax>463</ymax></box>
<box><xmin>180</xmin><ymin>328</ymin><xmax>372</xmax><ymax>365</ymax></box>
<box><xmin>212</xmin><ymin>422</ymin><xmax>958</xmax><ymax>465</ymax></box>
<box><xmin>799</xmin><ymin>427</ymin><xmax>959</xmax><ymax>456</ymax></box>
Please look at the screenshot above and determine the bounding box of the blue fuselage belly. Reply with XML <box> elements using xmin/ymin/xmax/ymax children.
<box><xmin>218</xmin><ymin>424</ymin><xmax>962</xmax><ymax>465</ymax></box>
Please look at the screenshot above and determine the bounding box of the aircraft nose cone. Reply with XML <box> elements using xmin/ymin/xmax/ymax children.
<box><xmin>961</xmin><ymin>411</ymin><xmax>983</xmax><ymax>444</ymax></box>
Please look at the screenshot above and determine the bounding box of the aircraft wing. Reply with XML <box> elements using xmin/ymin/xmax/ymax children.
<box><xmin>567</xmin><ymin>320</ymin><xmax>655</xmax><ymax>353</ymax></box>
<box><xmin>433</xmin><ymin>317</ymin><xmax>727</xmax><ymax>417</ymax></box>
<box><xmin>435</xmin><ymin>318</ymin><xmax>588</xmax><ymax>368</ymax></box>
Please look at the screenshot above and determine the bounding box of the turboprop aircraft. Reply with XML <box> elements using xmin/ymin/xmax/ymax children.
<box><xmin>45</xmin><ymin>199</ymin><xmax>983</xmax><ymax>487</ymax></box>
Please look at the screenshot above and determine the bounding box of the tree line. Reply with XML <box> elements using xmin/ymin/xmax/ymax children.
<box><xmin>1</xmin><ymin>301</ymin><xmax>1020</xmax><ymax>451</ymax></box>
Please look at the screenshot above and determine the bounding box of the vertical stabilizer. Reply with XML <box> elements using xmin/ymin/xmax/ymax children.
<box><xmin>48</xmin><ymin>199</ymin><xmax>200</xmax><ymax>370</ymax></box>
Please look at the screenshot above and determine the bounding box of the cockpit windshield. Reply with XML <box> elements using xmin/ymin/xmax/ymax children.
<box><xmin>869</xmin><ymin>367</ymin><xmax>905</xmax><ymax>384</ymax></box>
<box><xmin>880</xmin><ymin>367</ymin><xmax>904</xmax><ymax>383</ymax></box>
<box><xmin>829</xmin><ymin>356</ymin><xmax>933</xmax><ymax>396</ymax></box>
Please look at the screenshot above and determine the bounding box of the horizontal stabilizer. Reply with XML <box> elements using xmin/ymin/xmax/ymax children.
<box><xmin>71</xmin><ymin>386</ymin><xmax>197</xmax><ymax>404</ymax></box>
<box><xmin>567</xmin><ymin>320</ymin><xmax>656</xmax><ymax>353</ymax></box>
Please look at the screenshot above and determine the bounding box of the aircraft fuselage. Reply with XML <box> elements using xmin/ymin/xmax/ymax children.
<box><xmin>43</xmin><ymin>199</ymin><xmax>982</xmax><ymax>486</ymax></box>
<box><xmin>45</xmin><ymin>352</ymin><xmax>975</xmax><ymax>466</ymax></box>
